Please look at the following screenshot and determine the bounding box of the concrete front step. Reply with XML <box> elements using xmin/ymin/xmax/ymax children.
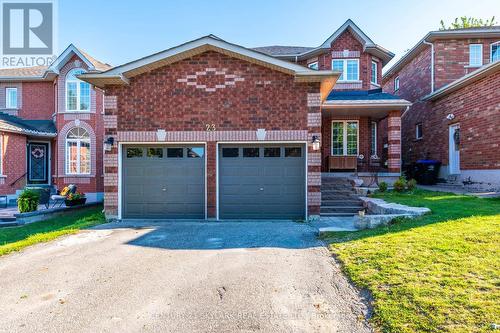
<box><xmin>320</xmin><ymin>212</ymin><xmax>359</xmax><ymax>217</ymax></box>
<box><xmin>321</xmin><ymin>199</ymin><xmax>364</xmax><ymax>205</ymax></box>
<box><xmin>321</xmin><ymin>190</ymin><xmax>358</xmax><ymax>195</ymax></box>
<box><xmin>322</xmin><ymin>194</ymin><xmax>361</xmax><ymax>200</ymax></box>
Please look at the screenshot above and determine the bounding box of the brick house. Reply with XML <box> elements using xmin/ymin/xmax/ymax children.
<box><xmin>0</xmin><ymin>45</ymin><xmax>110</xmax><ymax>202</ymax></box>
<box><xmin>0</xmin><ymin>20</ymin><xmax>409</xmax><ymax>220</ymax></box>
<box><xmin>383</xmin><ymin>27</ymin><xmax>500</xmax><ymax>190</ymax></box>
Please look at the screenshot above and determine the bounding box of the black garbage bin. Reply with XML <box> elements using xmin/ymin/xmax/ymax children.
<box><xmin>414</xmin><ymin>160</ymin><xmax>441</xmax><ymax>185</ymax></box>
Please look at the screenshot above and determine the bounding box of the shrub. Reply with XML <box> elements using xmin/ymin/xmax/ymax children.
<box><xmin>393</xmin><ymin>179</ymin><xmax>406</xmax><ymax>192</ymax></box>
<box><xmin>378</xmin><ymin>181</ymin><xmax>388</xmax><ymax>192</ymax></box>
<box><xmin>17</xmin><ymin>189</ymin><xmax>40</xmax><ymax>213</ymax></box>
<box><xmin>407</xmin><ymin>179</ymin><xmax>417</xmax><ymax>191</ymax></box>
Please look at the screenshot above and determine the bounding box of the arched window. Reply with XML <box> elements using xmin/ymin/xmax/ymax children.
<box><xmin>66</xmin><ymin>69</ymin><xmax>90</xmax><ymax>111</ymax></box>
<box><xmin>66</xmin><ymin>127</ymin><xmax>90</xmax><ymax>174</ymax></box>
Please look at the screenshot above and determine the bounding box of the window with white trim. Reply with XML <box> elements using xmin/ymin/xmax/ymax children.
<box><xmin>66</xmin><ymin>127</ymin><xmax>91</xmax><ymax>174</ymax></box>
<box><xmin>416</xmin><ymin>123</ymin><xmax>423</xmax><ymax>140</ymax></box>
<box><xmin>394</xmin><ymin>76</ymin><xmax>400</xmax><ymax>92</ymax></box>
<box><xmin>371</xmin><ymin>121</ymin><xmax>377</xmax><ymax>156</ymax></box>
<box><xmin>66</xmin><ymin>69</ymin><xmax>90</xmax><ymax>112</ymax></box>
<box><xmin>5</xmin><ymin>88</ymin><xmax>17</xmax><ymax>108</ymax></box>
<box><xmin>331</xmin><ymin>121</ymin><xmax>358</xmax><ymax>156</ymax></box>
<box><xmin>491</xmin><ymin>41</ymin><xmax>500</xmax><ymax>62</ymax></box>
<box><xmin>332</xmin><ymin>59</ymin><xmax>359</xmax><ymax>81</ymax></box>
<box><xmin>308</xmin><ymin>61</ymin><xmax>318</xmax><ymax>70</ymax></box>
<box><xmin>469</xmin><ymin>44</ymin><xmax>483</xmax><ymax>67</ymax></box>
<box><xmin>0</xmin><ymin>135</ymin><xmax>3</xmax><ymax>175</ymax></box>
<box><xmin>371</xmin><ymin>61</ymin><xmax>378</xmax><ymax>84</ymax></box>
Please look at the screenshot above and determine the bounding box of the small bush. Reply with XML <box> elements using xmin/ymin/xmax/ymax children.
<box><xmin>393</xmin><ymin>179</ymin><xmax>406</xmax><ymax>192</ymax></box>
<box><xmin>17</xmin><ymin>189</ymin><xmax>40</xmax><ymax>213</ymax></box>
<box><xmin>378</xmin><ymin>182</ymin><xmax>388</xmax><ymax>192</ymax></box>
<box><xmin>407</xmin><ymin>179</ymin><xmax>417</xmax><ymax>191</ymax></box>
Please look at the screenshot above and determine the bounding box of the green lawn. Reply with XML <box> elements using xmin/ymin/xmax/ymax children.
<box><xmin>0</xmin><ymin>207</ymin><xmax>105</xmax><ymax>256</ymax></box>
<box><xmin>322</xmin><ymin>190</ymin><xmax>500</xmax><ymax>333</ymax></box>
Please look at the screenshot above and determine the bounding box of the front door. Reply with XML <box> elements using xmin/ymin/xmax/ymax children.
<box><xmin>28</xmin><ymin>143</ymin><xmax>49</xmax><ymax>184</ymax></box>
<box><xmin>448</xmin><ymin>124</ymin><xmax>460</xmax><ymax>175</ymax></box>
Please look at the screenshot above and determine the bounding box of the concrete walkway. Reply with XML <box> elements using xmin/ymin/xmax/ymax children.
<box><xmin>0</xmin><ymin>220</ymin><xmax>372</xmax><ymax>333</ymax></box>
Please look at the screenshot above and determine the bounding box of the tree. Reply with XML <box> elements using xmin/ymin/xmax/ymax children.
<box><xmin>439</xmin><ymin>16</ymin><xmax>497</xmax><ymax>30</ymax></box>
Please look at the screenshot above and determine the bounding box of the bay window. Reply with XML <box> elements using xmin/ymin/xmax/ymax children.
<box><xmin>331</xmin><ymin>121</ymin><xmax>358</xmax><ymax>156</ymax></box>
<box><xmin>332</xmin><ymin>59</ymin><xmax>359</xmax><ymax>81</ymax></box>
<box><xmin>66</xmin><ymin>69</ymin><xmax>90</xmax><ymax>112</ymax></box>
<box><xmin>66</xmin><ymin>127</ymin><xmax>91</xmax><ymax>174</ymax></box>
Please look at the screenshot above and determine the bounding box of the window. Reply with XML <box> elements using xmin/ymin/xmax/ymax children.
<box><xmin>285</xmin><ymin>147</ymin><xmax>302</xmax><ymax>157</ymax></box>
<box><xmin>167</xmin><ymin>148</ymin><xmax>183</xmax><ymax>158</ymax></box>
<box><xmin>394</xmin><ymin>76</ymin><xmax>400</xmax><ymax>92</ymax></box>
<box><xmin>308</xmin><ymin>61</ymin><xmax>318</xmax><ymax>70</ymax></box>
<box><xmin>5</xmin><ymin>88</ymin><xmax>17</xmax><ymax>108</ymax></box>
<box><xmin>332</xmin><ymin>59</ymin><xmax>359</xmax><ymax>81</ymax></box>
<box><xmin>371</xmin><ymin>61</ymin><xmax>378</xmax><ymax>84</ymax></box>
<box><xmin>187</xmin><ymin>147</ymin><xmax>204</xmax><ymax>158</ymax></box>
<box><xmin>222</xmin><ymin>148</ymin><xmax>239</xmax><ymax>157</ymax></box>
<box><xmin>0</xmin><ymin>135</ymin><xmax>2</xmax><ymax>175</ymax></box>
<box><xmin>491</xmin><ymin>41</ymin><xmax>500</xmax><ymax>62</ymax></box>
<box><xmin>66</xmin><ymin>69</ymin><xmax>90</xmax><ymax>112</ymax></box>
<box><xmin>331</xmin><ymin>121</ymin><xmax>358</xmax><ymax>156</ymax></box>
<box><xmin>416</xmin><ymin>123</ymin><xmax>423</xmax><ymax>139</ymax></box>
<box><xmin>264</xmin><ymin>147</ymin><xmax>280</xmax><ymax>157</ymax></box>
<box><xmin>147</xmin><ymin>148</ymin><xmax>163</xmax><ymax>158</ymax></box>
<box><xmin>371</xmin><ymin>121</ymin><xmax>377</xmax><ymax>156</ymax></box>
<box><xmin>469</xmin><ymin>44</ymin><xmax>483</xmax><ymax>67</ymax></box>
<box><xmin>243</xmin><ymin>147</ymin><xmax>259</xmax><ymax>157</ymax></box>
<box><xmin>126</xmin><ymin>148</ymin><xmax>143</xmax><ymax>158</ymax></box>
<box><xmin>66</xmin><ymin>127</ymin><xmax>90</xmax><ymax>174</ymax></box>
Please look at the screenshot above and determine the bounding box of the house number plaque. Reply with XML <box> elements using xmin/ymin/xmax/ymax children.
<box><xmin>205</xmin><ymin>124</ymin><xmax>216</xmax><ymax>131</ymax></box>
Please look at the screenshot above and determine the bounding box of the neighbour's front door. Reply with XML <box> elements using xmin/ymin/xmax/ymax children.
<box><xmin>28</xmin><ymin>143</ymin><xmax>49</xmax><ymax>184</ymax></box>
<box><xmin>448</xmin><ymin>124</ymin><xmax>460</xmax><ymax>175</ymax></box>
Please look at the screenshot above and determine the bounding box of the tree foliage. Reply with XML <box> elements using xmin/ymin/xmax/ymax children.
<box><xmin>440</xmin><ymin>16</ymin><xmax>497</xmax><ymax>30</ymax></box>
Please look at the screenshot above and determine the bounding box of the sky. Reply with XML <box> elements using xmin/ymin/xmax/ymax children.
<box><xmin>59</xmin><ymin>0</ymin><xmax>499</xmax><ymax>69</ymax></box>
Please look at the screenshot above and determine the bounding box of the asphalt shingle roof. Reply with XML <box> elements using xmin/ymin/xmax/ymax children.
<box><xmin>252</xmin><ymin>45</ymin><xmax>315</xmax><ymax>56</ymax></box>
<box><xmin>0</xmin><ymin>66</ymin><xmax>48</xmax><ymax>77</ymax></box>
<box><xmin>0</xmin><ymin>112</ymin><xmax>56</xmax><ymax>136</ymax></box>
<box><xmin>327</xmin><ymin>88</ymin><xmax>402</xmax><ymax>101</ymax></box>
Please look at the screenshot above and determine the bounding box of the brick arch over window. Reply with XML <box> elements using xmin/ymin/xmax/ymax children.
<box><xmin>57</xmin><ymin>55</ymin><xmax>96</xmax><ymax>114</ymax></box>
<box><xmin>58</xmin><ymin>120</ymin><xmax>97</xmax><ymax>176</ymax></box>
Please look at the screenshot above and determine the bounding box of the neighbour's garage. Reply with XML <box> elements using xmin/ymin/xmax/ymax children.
<box><xmin>122</xmin><ymin>145</ymin><xmax>205</xmax><ymax>219</ymax></box>
<box><xmin>218</xmin><ymin>144</ymin><xmax>306</xmax><ymax>219</ymax></box>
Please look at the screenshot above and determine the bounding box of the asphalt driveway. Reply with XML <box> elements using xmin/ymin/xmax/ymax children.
<box><xmin>0</xmin><ymin>220</ymin><xmax>372</xmax><ymax>333</ymax></box>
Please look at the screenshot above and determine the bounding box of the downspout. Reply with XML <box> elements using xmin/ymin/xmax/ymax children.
<box><xmin>423</xmin><ymin>40</ymin><xmax>434</xmax><ymax>92</ymax></box>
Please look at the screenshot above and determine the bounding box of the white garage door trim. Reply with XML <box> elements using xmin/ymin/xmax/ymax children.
<box><xmin>216</xmin><ymin>141</ymin><xmax>308</xmax><ymax>220</ymax></box>
<box><xmin>118</xmin><ymin>142</ymin><xmax>207</xmax><ymax>220</ymax></box>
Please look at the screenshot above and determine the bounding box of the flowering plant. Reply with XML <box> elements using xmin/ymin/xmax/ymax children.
<box><xmin>67</xmin><ymin>192</ymin><xmax>86</xmax><ymax>201</ymax></box>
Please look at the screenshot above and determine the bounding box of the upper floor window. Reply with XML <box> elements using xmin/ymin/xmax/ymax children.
<box><xmin>66</xmin><ymin>127</ymin><xmax>91</xmax><ymax>174</ymax></box>
<box><xmin>469</xmin><ymin>44</ymin><xmax>483</xmax><ymax>67</ymax></box>
<box><xmin>371</xmin><ymin>61</ymin><xmax>378</xmax><ymax>84</ymax></box>
<box><xmin>308</xmin><ymin>61</ymin><xmax>318</xmax><ymax>70</ymax></box>
<box><xmin>416</xmin><ymin>123</ymin><xmax>423</xmax><ymax>140</ymax></box>
<box><xmin>66</xmin><ymin>69</ymin><xmax>90</xmax><ymax>112</ymax></box>
<box><xmin>394</xmin><ymin>76</ymin><xmax>400</xmax><ymax>92</ymax></box>
<box><xmin>491</xmin><ymin>41</ymin><xmax>500</xmax><ymax>62</ymax></box>
<box><xmin>332</xmin><ymin>59</ymin><xmax>359</xmax><ymax>81</ymax></box>
<box><xmin>5</xmin><ymin>88</ymin><xmax>17</xmax><ymax>108</ymax></box>
<box><xmin>371</xmin><ymin>121</ymin><xmax>377</xmax><ymax>156</ymax></box>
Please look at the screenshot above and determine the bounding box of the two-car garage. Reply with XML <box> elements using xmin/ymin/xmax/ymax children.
<box><xmin>121</xmin><ymin>143</ymin><xmax>306</xmax><ymax>220</ymax></box>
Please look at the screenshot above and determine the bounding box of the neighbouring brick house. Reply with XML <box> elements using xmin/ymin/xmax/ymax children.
<box><xmin>0</xmin><ymin>20</ymin><xmax>409</xmax><ymax>220</ymax></box>
<box><xmin>0</xmin><ymin>45</ymin><xmax>110</xmax><ymax>202</ymax></box>
<box><xmin>383</xmin><ymin>27</ymin><xmax>500</xmax><ymax>190</ymax></box>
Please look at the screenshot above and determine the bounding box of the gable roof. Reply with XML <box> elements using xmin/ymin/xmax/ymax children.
<box><xmin>423</xmin><ymin>60</ymin><xmax>500</xmax><ymax>101</ymax></box>
<box><xmin>79</xmin><ymin>35</ymin><xmax>340</xmax><ymax>88</ymax></box>
<box><xmin>383</xmin><ymin>26</ymin><xmax>500</xmax><ymax>79</ymax></box>
<box><xmin>254</xmin><ymin>20</ymin><xmax>394</xmax><ymax>66</ymax></box>
<box><xmin>0</xmin><ymin>44</ymin><xmax>111</xmax><ymax>81</ymax></box>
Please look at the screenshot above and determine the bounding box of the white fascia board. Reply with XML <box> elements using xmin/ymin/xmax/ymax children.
<box><xmin>48</xmin><ymin>44</ymin><xmax>95</xmax><ymax>74</ymax></box>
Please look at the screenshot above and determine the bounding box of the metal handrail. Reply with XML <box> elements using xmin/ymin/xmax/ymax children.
<box><xmin>9</xmin><ymin>172</ymin><xmax>27</xmax><ymax>187</ymax></box>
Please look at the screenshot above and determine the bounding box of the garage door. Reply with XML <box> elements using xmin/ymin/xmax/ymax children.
<box><xmin>219</xmin><ymin>144</ymin><xmax>306</xmax><ymax>219</ymax></box>
<box><xmin>122</xmin><ymin>145</ymin><xmax>205</xmax><ymax>219</ymax></box>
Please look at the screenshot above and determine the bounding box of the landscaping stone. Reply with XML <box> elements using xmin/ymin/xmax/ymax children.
<box><xmin>360</xmin><ymin>197</ymin><xmax>431</xmax><ymax>216</ymax></box>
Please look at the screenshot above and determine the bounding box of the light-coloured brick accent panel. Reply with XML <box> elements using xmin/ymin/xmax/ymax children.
<box><xmin>307</xmin><ymin>113</ymin><xmax>321</xmax><ymax>127</ymax></box>
<box><xmin>116</xmin><ymin>130</ymin><xmax>309</xmax><ymax>142</ymax></box>
<box><xmin>308</xmin><ymin>153</ymin><xmax>321</xmax><ymax>166</ymax></box>
<box><xmin>307</xmin><ymin>93</ymin><xmax>321</xmax><ymax>107</ymax></box>
<box><xmin>104</xmin><ymin>174</ymin><xmax>118</xmax><ymax>186</ymax></box>
<box><xmin>388</xmin><ymin>130</ymin><xmax>401</xmax><ymax>141</ymax></box>
<box><xmin>63</xmin><ymin>113</ymin><xmax>91</xmax><ymax>121</ymax></box>
<box><xmin>307</xmin><ymin>191</ymin><xmax>321</xmax><ymax>205</ymax></box>
<box><xmin>63</xmin><ymin>177</ymin><xmax>91</xmax><ymax>184</ymax></box>
<box><xmin>104</xmin><ymin>192</ymin><xmax>118</xmax><ymax>206</ymax></box>
<box><xmin>104</xmin><ymin>153</ymin><xmax>118</xmax><ymax>167</ymax></box>
<box><xmin>388</xmin><ymin>116</ymin><xmax>401</xmax><ymax>127</ymax></box>
<box><xmin>331</xmin><ymin>50</ymin><xmax>360</xmax><ymax>58</ymax></box>
<box><xmin>308</xmin><ymin>172</ymin><xmax>321</xmax><ymax>186</ymax></box>
<box><xmin>333</xmin><ymin>82</ymin><xmax>363</xmax><ymax>90</ymax></box>
<box><xmin>103</xmin><ymin>115</ymin><xmax>118</xmax><ymax>129</ymax></box>
<box><xmin>104</xmin><ymin>95</ymin><xmax>117</xmax><ymax>109</ymax></box>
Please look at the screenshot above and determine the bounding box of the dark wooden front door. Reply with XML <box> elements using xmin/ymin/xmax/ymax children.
<box><xmin>28</xmin><ymin>143</ymin><xmax>49</xmax><ymax>184</ymax></box>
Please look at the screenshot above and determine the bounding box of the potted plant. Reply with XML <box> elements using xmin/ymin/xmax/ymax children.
<box><xmin>65</xmin><ymin>192</ymin><xmax>87</xmax><ymax>207</ymax></box>
<box><xmin>17</xmin><ymin>189</ymin><xmax>40</xmax><ymax>213</ymax></box>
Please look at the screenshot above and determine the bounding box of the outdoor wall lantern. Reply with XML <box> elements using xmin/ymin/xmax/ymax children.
<box><xmin>312</xmin><ymin>135</ymin><xmax>320</xmax><ymax>151</ymax></box>
<box><xmin>104</xmin><ymin>137</ymin><xmax>115</xmax><ymax>151</ymax></box>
